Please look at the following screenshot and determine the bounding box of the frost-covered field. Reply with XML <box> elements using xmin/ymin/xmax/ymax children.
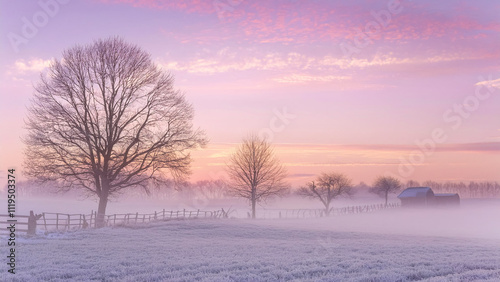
<box><xmin>2</xmin><ymin>205</ymin><xmax>500</xmax><ymax>282</ymax></box>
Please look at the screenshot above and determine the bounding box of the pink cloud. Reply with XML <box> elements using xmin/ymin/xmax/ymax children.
<box><xmin>98</xmin><ymin>0</ymin><xmax>214</xmax><ymax>14</ymax></box>
<box><xmin>102</xmin><ymin>0</ymin><xmax>499</xmax><ymax>49</ymax></box>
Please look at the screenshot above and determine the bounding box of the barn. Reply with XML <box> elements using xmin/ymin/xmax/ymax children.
<box><xmin>398</xmin><ymin>187</ymin><xmax>460</xmax><ymax>207</ymax></box>
<box><xmin>397</xmin><ymin>187</ymin><xmax>435</xmax><ymax>207</ymax></box>
<box><xmin>434</xmin><ymin>193</ymin><xmax>460</xmax><ymax>206</ymax></box>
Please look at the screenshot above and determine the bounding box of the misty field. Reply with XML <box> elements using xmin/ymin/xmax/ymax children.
<box><xmin>2</xmin><ymin>201</ymin><xmax>500</xmax><ymax>282</ymax></box>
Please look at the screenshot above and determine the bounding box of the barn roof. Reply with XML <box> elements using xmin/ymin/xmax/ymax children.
<box><xmin>435</xmin><ymin>193</ymin><xmax>459</xmax><ymax>197</ymax></box>
<box><xmin>397</xmin><ymin>187</ymin><xmax>434</xmax><ymax>198</ymax></box>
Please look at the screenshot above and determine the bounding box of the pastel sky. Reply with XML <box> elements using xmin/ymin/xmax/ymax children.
<box><xmin>1</xmin><ymin>0</ymin><xmax>499</xmax><ymax>187</ymax></box>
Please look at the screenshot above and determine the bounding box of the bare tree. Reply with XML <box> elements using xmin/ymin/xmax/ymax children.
<box><xmin>194</xmin><ymin>179</ymin><xmax>230</xmax><ymax>200</ymax></box>
<box><xmin>298</xmin><ymin>172</ymin><xmax>353</xmax><ymax>216</ymax></box>
<box><xmin>226</xmin><ymin>135</ymin><xmax>288</xmax><ymax>219</ymax></box>
<box><xmin>406</xmin><ymin>180</ymin><xmax>420</xmax><ymax>187</ymax></box>
<box><xmin>24</xmin><ymin>37</ymin><xmax>206</xmax><ymax>227</ymax></box>
<box><xmin>370</xmin><ymin>176</ymin><xmax>402</xmax><ymax>206</ymax></box>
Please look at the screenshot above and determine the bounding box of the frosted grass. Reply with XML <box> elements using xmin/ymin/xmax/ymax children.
<box><xmin>2</xmin><ymin>217</ymin><xmax>499</xmax><ymax>281</ymax></box>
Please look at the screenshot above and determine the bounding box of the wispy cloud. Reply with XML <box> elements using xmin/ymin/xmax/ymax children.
<box><xmin>13</xmin><ymin>58</ymin><xmax>52</xmax><ymax>73</ymax></box>
<box><xmin>159</xmin><ymin>50</ymin><xmax>494</xmax><ymax>75</ymax></box>
<box><xmin>98</xmin><ymin>0</ymin><xmax>214</xmax><ymax>14</ymax></box>
<box><xmin>335</xmin><ymin>142</ymin><xmax>500</xmax><ymax>153</ymax></box>
<box><xmin>273</xmin><ymin>74</ymin><xmax>350</xmax><ymax>84</ymax></box>
<box><xmin>101</xmin><ymin>0</ymin><xmax>500</xmax><ymax>45</ymax></box>
<box><xmin>475</xmin><ymin>77</ymin><xmax>500</xmax><ymax>89</ymax></box>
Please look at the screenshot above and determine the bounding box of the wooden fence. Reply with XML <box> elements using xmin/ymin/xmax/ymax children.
<box><xmin>0</xmin><ymin>203</ymin><xmax>400</xmax><ymax>235</ymax></box>
<box><xmin>101</xmin><ymin>208</ymin><xmax>229</xmax><ymax>227</ymax></box>
<box><xmin>0</xmin><ymin>208</ymin><xmax>229</xmax><ymax>236</ymax></box>
<box><xmin>260</xmin><ymin>203</ymin><xmax>400</xmax><ymax>219</ymax></box>
<box><xmin>0</xmin><ymin>213</ymin><xmax>31</xmax><ymax>236</ymax></box>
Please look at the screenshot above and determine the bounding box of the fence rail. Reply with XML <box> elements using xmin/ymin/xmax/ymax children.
<box><xmin>260</xmin><ymin>203</ymin><xmax>400</xmax><ymax>219</ymax></box>
<box><xmin>0</xmin><ymin>208</ymin><xmax>229</xmax><ymax>236</ymax></box>
<box><xmin>0</xmin><ymin>203</ymin><xmax>400</xmax><ymax>236</ymax></box>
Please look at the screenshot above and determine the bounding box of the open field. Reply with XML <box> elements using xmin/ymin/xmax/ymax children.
<box><xmin>2</xmin><ymin>201</ymin><xmax>499</xmax><ymax>281</ymax></box>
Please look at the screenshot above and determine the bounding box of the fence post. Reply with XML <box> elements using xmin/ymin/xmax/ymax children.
<box><xmin>136</xmin><ymin>212</ymin><xmax>139</xmax><ymax>223</ymax></box>
<box><xmin>42</xmin><ymin>213</ymin><xmax>47</xmax><ymax>231</ymax></box>
<box><xmin>82</xmin><ymin>214</ymin><xmax>88</xmax><ymax>229</ymax></box>
<box><xmin>89</xmin><ymin>210</ymin><xmax>93</xmax><ymax>229</ymax></box>
<box><xmin>163</xmin><ymin>209</ymin><xmax>165</xmax><ymax>220</ymax></box>
<box><xmin>27</xmin><ymin>210</ymin><xmax>41</xmax><ymax>236</ymax></box>
<box><xmin>67</xmin><ymin>214</ymin><xmax>70</xmax><ymax>230</ymax></box>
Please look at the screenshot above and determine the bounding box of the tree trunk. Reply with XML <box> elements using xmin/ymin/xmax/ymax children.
<box><xmin>251</xmin><ymin>199</ymin><xmax>256</xmax><ymax>219</ymax></box>
<box><xmin>385</xmin><ymin>192</ymin><xmax>388</xmax><ymax>207</ymax></box>
<box><xmin>251</xmin><ymin>185</ymin><xmax>256</xmax><ymax>219</ymax></box>
<box><xmin>96</xmin><ymin>195</ymin><xmax>108</xmax><ymax>228</ymax></box>
<box><xmin>325</xmin><ymin>202</ymin><xmax>330</xmax><ymax>217</ymax></box>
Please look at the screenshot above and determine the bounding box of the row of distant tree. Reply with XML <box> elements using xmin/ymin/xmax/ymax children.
<box><xmin>12</xmin><ymin>176</ymin><xmax>498</xmax><ymax>208</ymax></box>
<box><xmin>403</xmin><ymin>180</ymin><xmax>500</xmax><ymax>198</ymax></box>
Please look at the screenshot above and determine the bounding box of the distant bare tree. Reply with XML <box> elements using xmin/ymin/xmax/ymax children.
<box><xmin>194</xmin><ymin>179</ymin><xmax>229</xmax><ymax>200</ymax></box>
<box><xmin>24</xmin><ymin>37</ymin><xmax>206</xmax><ymax>227</ymax></box>
<box><xmin>298</xmin><ymin>172</ymin><xmax>353</xmax><ymax>216</ymax></box>
<box><xmin>370</xmin><ymin>176</ymin><xmax>402</xmax><ymax>206</ymax></box>
<box><xmin>352</xmin><ymin>181</ymin><xmax>371</xmax><ymax>194</ymax></box>
<box><xmin>226</xmin><ymin>135</ymin><xmax>288</xmax><ymax>219</ymax></box>
<box><xmin>406</xmin><ymin>180</ymin><xmax>420</xmax><ymax>187</ymax></box>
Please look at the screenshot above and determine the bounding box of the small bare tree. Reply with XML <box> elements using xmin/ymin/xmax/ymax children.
<box><xmin>370</xmin><ymin>176</ymin><xmax>402</xmax><ymax>206</ymax></box>
<box><xmin>24</xmin><ymin>37</ymin><xmax>206</xmax><ymax>227</ymax></box>
<box><xmin>298</xmin><ymin>172</ymin><xmax>353</xmax><ymax>216</ymax></box>
<box><xmin>194</xmin><ymin>179</ymin><xmax>229</xmax><ymax>200</ymax></box>
<box><xmin>226</xmin><ymin>135</ymin><xmax>288</xmax><ymax>219</ymax></box>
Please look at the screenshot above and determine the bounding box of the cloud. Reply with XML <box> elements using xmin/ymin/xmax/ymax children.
<box><xmin>283</xmin><ymin>162</ymin><xmax>401</xmax><ymax>167</ymax></box>
<box><xmin>13</xmin><ymin>58</ymin><xmax>52</xmax><ymax>73</ymax></box>
<box><xmin>273</xmin><ymin>74</ymin><xmax>350</xmax><ymax>84</ymax></box>
<box><xmin>100</xmin><ymin>0</ymin><xmax>500</xmax><ymax>46</ymax></box>
<box><xmin>159</xmin><ymin>50</ymin><xmax>493</xmax><ymax>75</ymax></box>
<box><xmin>288</xmin><ymin>173</ymin><xmax>316</xmax><ymax>178</ymax></box>
<box><xmin>475</xmin><ymin>77</ymin><xmax>500</xmax><ymax>89</ymax></box>
<box><xmin>337</xmin><ymin>142</ymin><xmax>500</xmax><ymax>153</ymax></box>
<box><xmin>98</xmin><ymin>0</ymin><xmax>214</xmax><ymax>14</ymax></box>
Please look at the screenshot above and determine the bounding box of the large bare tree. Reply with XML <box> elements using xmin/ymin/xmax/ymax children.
<box><xmin>370</xmin><ymin>176</ymin><xmax>402</xmax><ymax>206</ymax></box>
<box><xmin>226</xmin><ymin>135</ymin><xmax>288</xmax><ymax>219</ymax></box>
<box><xmin>24</xmin><ymin>38</ymin><xmax>206</xmax><ymax>226</ymax></box>
<box><xmin>298</xmin><ymin>172</ymin><xmax>353</xmax><ymax>216</ymax></box>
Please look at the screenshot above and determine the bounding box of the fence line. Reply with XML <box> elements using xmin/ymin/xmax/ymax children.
<box><xmin>0</xmin><ymin>208</ymin><xmax>229</xmax><ymax>236</ymax></box>
<box><xmin>260</xmin><ymin>203</ymin><xmax>400</xmax><ymax>219</ymax></box>
<box><xmin>0</xmin><ymin>203</ymin><xmax>400</xmax><ymax>235</ymax></box>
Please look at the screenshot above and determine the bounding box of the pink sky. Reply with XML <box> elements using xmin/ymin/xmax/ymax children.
<box><xmin>1</xmin><ymin>0</ymin><xmax>499</xmax><ymax>187</ymax></box>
